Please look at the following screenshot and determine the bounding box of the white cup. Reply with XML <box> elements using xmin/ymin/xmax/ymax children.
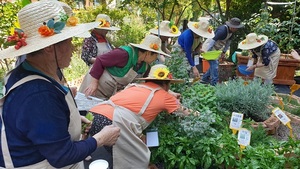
<box><xmin>89</xmin><ymin>159</ymin><xmax>109</xmax><ymax>169</ymax></box>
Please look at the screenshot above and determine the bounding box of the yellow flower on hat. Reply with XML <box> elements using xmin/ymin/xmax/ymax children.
<box><xmin>67</xmin><ymin>16</ymin><xmax>79</xmax><ymax>26</ymax></box>
<box><xmin>170</xmin><ymin>25</ymin><xmax>179</xmax><ymax>34</ymax></box>
<box><xmin>153</xmin><ymin>68</ymin><xmax>170</xmax><ymax>79</ymax></box>
<box><xmin>193</xmin><ymin>23</ymin><xmax>199</xmax><ymax>29</ymax></box>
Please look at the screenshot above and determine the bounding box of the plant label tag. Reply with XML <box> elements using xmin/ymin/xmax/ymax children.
<box><xmin>146</xmin><ymin>130</ymin><xmax>159</xmax><ymax>147</ymax></box>
<box><xmin>238</xmin><ymin>128</ymin><xmax>251</xmax><ymax>147</ymax></box>
<box><xmin>229</xmin><ymin>112</ymin><xmax>243</xmax><ymax>130</ymax></box>
<box><xmin>247</xmin><ymin>58</ymin><xmax>254</xmax><ymax>67</ymax></box>
<box><xmin>194</xmin><ymin>55</ymin><xmax>199</xmax><ymax>65</ymax></box>
<box><xmin>272</xmin><ymin>107</ymin><xmax>291</xmax><ymax>125</ymax></box>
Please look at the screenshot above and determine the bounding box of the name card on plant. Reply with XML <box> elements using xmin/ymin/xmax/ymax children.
<box><xmin>272</xmin><ymin>107</ymin><xmax>291</xmax><ymax>125</ymax></box>
<box><xmin>229</xmin><ymin>112</ymin><xmax>244</xmax><ymax>134</ymax></box>
<box><xmin>237</xmin><ymin>128</ymin><xmax>251</xmax><ymax>147</ymax></box>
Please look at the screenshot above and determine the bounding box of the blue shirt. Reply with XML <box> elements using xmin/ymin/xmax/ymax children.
<box><xmin>251</xmin><ymin>40</ymin><xmax>278</xmax><ymax>66</ymax></box>
<box><xmin>178</xmin><ymin>29</ymin><xmax>197</xmax><ymax>67</ymax></box>
<box><xmin>0</xmin><ymin>61</ymin><xmax>97</xmax><ymax>168</ymax></box>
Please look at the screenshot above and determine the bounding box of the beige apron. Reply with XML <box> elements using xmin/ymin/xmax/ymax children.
<box><xmin>109</xmin><ymin>84</ymin><xmax>161</xmax><ymax>169</ymax></box>
<box><xmin>96</xmin><ymin>41</ymin><xmax>112</xmax><ymax>56</ymax></box>
<box><xmin>79</xmin><ymin>68</ymin><xmax>138</xmax><ymax>99</ymax></box>
<box><xmin>0</xmin><ymin>75</ymin><xmax>83</xmax><ymax>169</ymax></box>
<box><xmin>202</xmin><ymin>25</ymin><xmax>232</xmax><ymax>52</ymax></box>
<box><xmin>253</xmin><ymin>47</ymin><xmax>281</xmax><ymax>80</ymax></box>
<box><xmin>79</xmin><ymin>44</ymin><xmax>139</xmax><ymax>99</ymax></box>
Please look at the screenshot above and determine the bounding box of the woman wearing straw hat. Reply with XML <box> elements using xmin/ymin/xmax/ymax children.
<box><xmin>201</xmin><ymin>17</ymin><xmax>244</xmax><ymax>86</ymax></box>
<box><xmin>80</xmin><ymin>34</ymin><xmax>171</xmax><ymax>99</ymax></box>
<box><xmin>89</xmin><ymin>64</ymin><xmax>190</xmax><ymax>169</ymax></box>
<box><xmin>81</xmin><ymin>14</ymin><xmax>120</xmax><ymax>66</ymax></box>
<box><xmin>238</xmin><ymin>33</ymin><xmax>281</xmax><ymax>85</ymax></box>
<box><xmin>173</xmin><ymin>17</ymin><xmax>215</xmax><ymax>78</ymax></box>
<box><xmin>149</xmin><ymin>20</ymin><xmax>181</xmax><ymax>63</ymax></box>
<box><xmin>0</xmin><ymin>1</ymin><xmax>120</xmax><ymax>168</ymax></box>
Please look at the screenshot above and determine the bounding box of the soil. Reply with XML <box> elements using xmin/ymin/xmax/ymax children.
<box><xmin>274</xmin><ymin>122</ymin><xmax>300</xmax><ymax>141</ymax></box>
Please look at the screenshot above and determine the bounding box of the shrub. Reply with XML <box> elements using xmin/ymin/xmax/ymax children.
<box><xmin>215</xmin><ymin>78</ymin><xmax>275</xmax><ymax>122</ymax></box>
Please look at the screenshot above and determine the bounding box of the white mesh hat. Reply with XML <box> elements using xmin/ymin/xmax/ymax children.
<box><xmin>130</xmin><ymin>34</ymin><xmax>171</xmax><ymax>57</ymax></box>
<box><xmin>0</xmin><ymin>1</ymin><xmax>98</xmax><ymax>59</ymax></box>
<box><xmin>149</xmin><ymin>20</ymin><xmax>181</xmax><ymax>37</ymax></box>
<box><xmin>94</xmin><ymin>14</ymin><xmax>120</xmax><ymax>31</ymax></box>
<box><xmin>187</xmin><ymin>17</ymin><xmax>215</xmax><ymax>39</ymax></box>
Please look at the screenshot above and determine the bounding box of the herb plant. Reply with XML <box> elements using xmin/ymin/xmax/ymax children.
<box><xmin>215</xmin><ymin>78</ymin><xmax>275</xmax><ymax>122</ymax></box>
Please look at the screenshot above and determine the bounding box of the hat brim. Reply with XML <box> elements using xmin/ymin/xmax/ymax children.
<box><xmin>187</xmin><ymin>22</ymin><xmax>215</xmax><ymax>39</ymax></box>
<box><xmin>149</xmin><ymin>28</ymin><xmax>181</xmax><ymax>37</ymax></box>
<box><xmin>135</xmin><ymin>77</ymin><xmax>184</xmax><ymax>84</ymax></box>
<box><xmin>129</xmin><ymin>43</ymin><xmax>171</xmax><ymax>58</ymax></box>
<box><xmin>238</xmin><ymin>35</ymin><xmax>268</xmax><ymax>50</ymax></box>
<box><xmin>225</xmin><ymin>21</ymin><xmax>244</xmax><ymax>28</ymax></box>
<box><xmin>0</xmin><ymin>22</ymin><xmax>99</xmax><ymax>59</ymax></box>
<box><xmin>95</xmin><ymin>26</ymin><xmax>120</xmax><ymax>31</ymax></box>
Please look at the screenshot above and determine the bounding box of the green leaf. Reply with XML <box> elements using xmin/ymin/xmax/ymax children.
<box><xmin>53</xmin><ymin>22</ymin><xmax>66</xmax><ymax>33</ymax></box>
<box><xmin>47</xmin><ymin>19</ymin><xmax>55</xmax><ymax>29</ymax></box>
<box><xmin>21</xmin><ymin>0</ymin><xmax>31</xmax><ymax>7</ymax></box>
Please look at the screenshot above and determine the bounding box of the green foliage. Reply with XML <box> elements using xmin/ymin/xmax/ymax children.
<box><xmin>237</xmin><ymin>145</ymin><xmax>286</xmax><ymax>169</ymax></box>
<box><xmin>215</xmin><ymin>78</ymin><xmax>275</xmax><ymax>122</ymax></box>
<box><xmin>63</xmin><ymin>52</ymin><xmax>88</xmax><ymax>81</ymax></box>
<box><xmin>246</xmin><ymin>2</ymin><xmax>300</xmax><ymax>53</ymax></box>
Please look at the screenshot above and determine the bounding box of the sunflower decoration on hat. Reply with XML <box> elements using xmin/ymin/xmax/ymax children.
<box><xmin>135</xmin><ymin>64</ymin><xmax>184</xmax><ymax>83</ymax></box>
<box><xmin>0</xmin><ymin>1</ymin><xmax>98</xmax><ymax>59</ymax></box>
<box><xmin>187</xmin><ymin>17</ymin><xmax>215</xmax><ymax>39</ymax></box>
<box><xmin>149</xmin><ymin>20</ymin><xmax>181</xmax><ymax>37</ymax></box>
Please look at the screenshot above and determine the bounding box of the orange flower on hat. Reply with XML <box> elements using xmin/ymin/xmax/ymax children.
<box><xmin>98</xmin><ymin>18</ymin><xmax>110</xmax><ymax>27</ymax></box>
<box><xmin>38</xmin><ymin>25</ymin><xmax>54</xmax><ymax>36</ymax></box>
<box><xmin>241</xmin><ymin>40</ymin><xmax>246</xmax><ymax>44</ymax></box>
<box><xmin>207</xmin><ymin>26</ymin><xmax>213</xmax><ymax>33</ymax></box>
<box><xmin>154</xmin><ymin>68</ymin><xmax>170</xmax><ymax>79</ymax></box>
<box><xmin>67</xmin><ymin>16</ymin><xmax>79</xmax><ymax>26</ymax></box>
<box><xmin>150</xmin><ymin>43</ymin><xmax>159</xmax><ymax>50</ymax></box>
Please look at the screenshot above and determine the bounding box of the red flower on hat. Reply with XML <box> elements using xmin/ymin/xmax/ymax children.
<box><xmin>167</xmin><ymin>73</ymin><xmax>173</xmax><ymax>79</ymax></box>
<box><xmin>4</xmin><ymin>28</ymin><xmax>27</xmax><ymax>50</ymax></box>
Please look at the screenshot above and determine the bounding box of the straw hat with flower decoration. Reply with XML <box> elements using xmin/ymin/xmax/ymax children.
<box><xmin>130</xmin><ymin>34</ymin><xmax>171</xmax><ymax>57</ymax></box>
<box><xmin>135</xmin><ymin>64</ymin><xmax>184</xmax><ymax>83</ymax></box>
<box><xmin>149</xmin><ymin>20</ymin><xmax>181</xmax><ymax>37</ymax></box>
<box><xmin>95</xmin><ymin>14</ymin><xmax>120</xmax><ymax>31</ymax></box>
<box><xmin>187</xmin><ymin>17</ymin><xmax>215</xmax><ymax>39</ymax></box>
<box><xmin>0</xmin><ymin>0</ymin><xmax>98</xmax><ymax>59</ymax></box>
<box><xmin>238</xmin><ymin>33</ymin><xmax>268</xmax><ymax>50</ymax></box>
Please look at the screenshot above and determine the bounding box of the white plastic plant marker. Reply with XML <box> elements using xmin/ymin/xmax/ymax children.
<box><xmin>237</xmin><ymin>128</ymin><xmax>251</xmax><ymax>148</ymax></box>
<box><xmin>229</xmin><ymin>112</ymin><xmax>244</xmax><ymax>134</ymax></box>
<box><xmin>272</xmin><ymin>107</ymin><xmax>290</xmax><ymax>125</ymax></box>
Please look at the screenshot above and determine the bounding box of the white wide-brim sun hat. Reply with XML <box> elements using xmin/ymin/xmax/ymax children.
<box><xmin>135</xmin><ymin>64</ymin><xmax>184</xmax><ymax>83</ymax></box>
<box><xmin>149</xmin><ymin>20</ymin><xmax>181</xmax><ymax>37</ymax></box>
<box><xmin>0</xmin><ymin>1</ymin><xmax>98</xmax><ymax>59</ymax></box>
<box><xmin>130</xmin><ymin>34</ymin><xmax>171</xmax><ymax>57</ymax></box>
<box><xmin>94</xmin><ymin>14</ymin><xmax>120</xmax><ymax>31</ymax></box>
<box><xmin>187</xmin><ymin>17</ymin><xmax>215</xmax><ymax>39</ymax></box>
<box><xmin>238</xmin><ymin>33</ymin><xmax>268</xmax><ymax>50</ymax></box>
